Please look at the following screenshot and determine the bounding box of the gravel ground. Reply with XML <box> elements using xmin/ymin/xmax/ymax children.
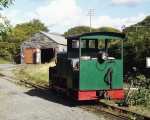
<box><xmin>0</xmin><ymin>64</ymin><xmax>106</xmax><ymax>120</ymax></box>
<box><xmin>0</xmin><ymin>64</ymin><xmax>18</xmax><ymax>77</ymax></box>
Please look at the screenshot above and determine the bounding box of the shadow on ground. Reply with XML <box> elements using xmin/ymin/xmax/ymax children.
<box><xmin>25</xmin><ymin>88</ymin><xmax>98</xmax><ymax>107</ymax></box>
<box><xmin>0</xmin><ymin>73</ymin><xmax>5</xmax><ymax>77</ymax></box>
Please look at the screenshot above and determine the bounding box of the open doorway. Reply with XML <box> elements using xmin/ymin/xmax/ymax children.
<box><xmin>41</xmin><ymin>48</ymin><xmax>55</xmax><ymax>63</ymax></box>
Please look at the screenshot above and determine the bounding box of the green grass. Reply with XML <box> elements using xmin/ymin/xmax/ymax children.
<box><xmin>14</xmin><ymin>62</ymin><xmax>55</xmax><ymax>86</ymax></box>
<box><xmin>128</xmin><ymin>105</ymin><xmax>150</xmax><ymax>117</ymax></box>
<box><xmin>100</xmin><ymin>98</ymin><xmax>150</xmax><ymax>117</ymax></box>
<box><xmin>0</xmin><ymin>69</ymin><xmax>5</xmax><ymax>76</ymax></box>
<box><xmin>0</xmin><ymin>58</ymin><xmax>10</xmax><ymax>64</ymax></box>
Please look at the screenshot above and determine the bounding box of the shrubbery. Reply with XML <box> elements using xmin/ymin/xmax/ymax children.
<box><xmin>127</xmin><ymin>74</ymin><xmax>150</xmax><ymax>108</ymax></box>
<box><xmin>0</xmin><ymin>42</ymin><xmax>17</xmax><ymax>60</ymax></box>
<box><xmin>0</xmin><ymin>19</ymin><xmax>48</xmax><ymax>62</ymax></box>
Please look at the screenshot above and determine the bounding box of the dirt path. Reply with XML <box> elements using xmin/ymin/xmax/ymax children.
<box><xmin>0</xmin><ymin>64</ymin><xmax>106</xmax><ymax>120</ymax></box>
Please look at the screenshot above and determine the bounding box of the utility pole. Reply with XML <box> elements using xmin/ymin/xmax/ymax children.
<box><xmin>87</xmin><ymin>9</ymin><xmax>95</xmax><ymax>32</ymax></box>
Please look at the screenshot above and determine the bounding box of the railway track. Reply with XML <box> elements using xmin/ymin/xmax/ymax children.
<box><xmin>1</xmin><ymin>74</ymin><xmax>150</xmax><ymax>120</ymax></box>
<box><xmin>79</xmin><ymin>102</ymin><xmax>150</xmax><ymax>120</ymax></box>
<box><xmin>80</xmin><ymin>104</ymin><xmax>129</xmax><ymax>120</ymax></box>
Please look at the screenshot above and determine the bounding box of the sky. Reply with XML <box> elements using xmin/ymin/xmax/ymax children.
<box><xmin>1</xmin><ymin>0</ymin><xmax>150</xmax><ymax>33</ymax></box>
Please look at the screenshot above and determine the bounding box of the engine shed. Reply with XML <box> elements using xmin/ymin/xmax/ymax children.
<box><xmin>21</xmin><ymin>32</ymin><xmax>67</xmax><ymax>64</ymax></box>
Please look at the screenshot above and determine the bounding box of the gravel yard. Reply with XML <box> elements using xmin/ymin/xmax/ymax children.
<box><xmin>0</xmin><ymin>64</ymin><xmax>107</xmax><ymax>120</ymax></box>
<box><xmin>0</xmin><ymin>77</ymin><xmax>106</xmax><ymax>120</ymax></box>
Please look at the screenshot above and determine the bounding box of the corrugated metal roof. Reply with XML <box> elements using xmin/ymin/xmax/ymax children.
<box><xmin>40</xmin><ymin>31</ymin><xmax>67</xmax><ymax>45</ymax></box>
<box><xmin>21</xmin><ymin>31</ymin><xmax>67</xmax><ymax>49</ymax></box>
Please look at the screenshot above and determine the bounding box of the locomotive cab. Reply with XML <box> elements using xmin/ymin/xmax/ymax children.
<box><xmin>49</xmin><ymin>32</ymin><xmax>126</xmax><ymax>101</ymax></box>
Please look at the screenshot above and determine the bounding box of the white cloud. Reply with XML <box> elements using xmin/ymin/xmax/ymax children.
<box><xmin>1</xmin><ymin>10</ymin><xmax>20</xmax><ymax>25</ymax></box>
<box><xmin>112</xmin><ymin>0</ymin><xmax>141</xmax><ymax>6</ymax></box>
<box><xmin>34</xmin><ymin>0</ymin><xmax>84</xmax><ymax>32</ymax></box>
<box><xmin>33</xmin><ymin>0</ymin><xmax>147</xmax><ymax>32</ymax></box>
<box><xmin>93</xmin><ymin>13</ymin><xmax>147</xmax><ymax>30</ymax></box>
<box><xmin>1</xmin><ymin>0</ymin><xmax>148</xmax><ymax>33</ymax></box>
<box><xmin>1</xmin><ymin>0</ymin><xmax>84</xmax><ymax>33</ymax></box>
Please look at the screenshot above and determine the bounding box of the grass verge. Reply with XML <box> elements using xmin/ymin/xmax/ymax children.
<box><xmin>100</xmin><ymin>99</ymin><xmax>150</xmax><ymax>117</ymax></box>
<box><xmin>14</xmin><ymin>62</ymin><xmax>55</xmax><ymax>86</ymax></box>
<box><xmin>0</xmin><ymin>57</ymin><xmax>10</xmax><ymax>64</ymax></box>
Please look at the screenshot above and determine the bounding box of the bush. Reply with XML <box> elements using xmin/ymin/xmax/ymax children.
<box><xmin>128</xmin><ymin>89</ymin><xmax>150</xmax><ymax>107</ymax></box>
<box><xmin>0</xmin><ymin>42</ymin><xmax>17</xmax><ymax>61</ymax></box>
<box><xmin>127</xmin><ymin>75</ymin><xmax>150</xmax><ymax>108</ymax></box>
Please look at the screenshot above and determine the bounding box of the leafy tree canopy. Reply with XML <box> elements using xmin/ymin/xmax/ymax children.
<box><xmin>0</xmin><ymin>0</ymin><xmax>13</xmax><ymax>9</ymax></box>
<box><xmin>0</xmin><ymin>19</ymin><xmax>48</xmax><ymax>60</ymax></box>
<box><xmin>7</xmin><ymin>19</ymin><xmax>48</xmax><ymax>43</ymax></box>
<box><xmin>64</xmin><ymin>26</ymin><xmax>120</xmax><ymax>37</ymax></box>
<box><xmin>98</xmin><ymin>27</ymin><xmax>121</xmax><ymax>33</ymax></box>
<box><xmin>124</xmin><ymin>16</ymin><xmax>150</xmax><ymax>75</ymax></box>
<box><xmin>0</xmin><ymin>15</ymin><xmax>11</xmax><ymax>41</ymax></box>
<box><xmin>0</xmin><ymin>0</ymin><xmax>13</xmax><ymax>40</ymax></box>
<box><xmin>64</xmin><ymin>26</ymin><xmax>95</xmax><ymax>37</ymax></box>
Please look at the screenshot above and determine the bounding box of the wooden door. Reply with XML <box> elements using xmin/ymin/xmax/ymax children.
<box><xmin>24</xmin><ymin>48</ymin><xmax>36</xmax><ymax>64</ymax></box>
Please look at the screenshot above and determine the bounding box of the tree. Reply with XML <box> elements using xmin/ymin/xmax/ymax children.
<box><xmin>0</xmin><ymin>0</ymin><xmax>13</xmax><ymax>60</ymax></box>
<box><xmin>0</xmin><ymin>0</ymin><xmax>14</xmax><ymax>9</ymax></box>
<box><xmin>0</xmin><ymin>0</ymin><xmax>13</xmax><ymax>40</ymax></box>
<box><xmin>124</xmin><ymin>16</ymin><xmax>150</xmax><ymax>76</ymax></box>
<box><xmin>64</xmin><ymin>26</ymin><xmax>97</xmax><ymax>37</ymax></box>
<box><xmin>1</xmin><ymin>19</ymin><xmax>48</xmax><ymax>61</ymax></box>
<box><xmin>7</xmin><ymin>19</ymin><xmax>48</xmax><ymax>43</ymax></box>
<box><xmin>98</xmin><ymin>27</ymin><xmax>121</xmax><ymax>33</ymax></box>
<box><xmin>64</xmin><ymin>26</ymin><xmax>121</xmax><ymax>37</ymax></box>
<box><xmin>0</xmin><ymin>15</ymin><xmax>11</xmax><ymax>41</ymax></box>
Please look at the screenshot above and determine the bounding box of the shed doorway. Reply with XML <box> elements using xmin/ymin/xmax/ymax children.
<box><xmin>41</xmin><ymin>48</ymin><xmax>55</xmax><ymax>63</ymax></box>
<box><xmin>24</xmin><ymin>48</ymin><xmax>37</xmax><ymax>64</ymax></box>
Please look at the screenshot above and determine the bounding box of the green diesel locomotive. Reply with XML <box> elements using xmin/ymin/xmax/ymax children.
<box><xmin>49</xmin><ymin>32</ymin><xmax>126</xmax><ymax>101</ymax></box>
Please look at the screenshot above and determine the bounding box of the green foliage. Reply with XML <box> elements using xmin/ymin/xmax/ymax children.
<box><xmin>98</xmin><ymin>27</ymin><xmax>121</xmax><ymax>33</ymax></box>
<box><xmin>14</xmin><ymin>64</ymin><xmax>50</xmax><ymax>86</ymax></box>
<box><xmin>124</xmin><ymin>24</ymin><xmax>150</xmax><ymax>107</ymax></box>
<box><xmin>137</xmin><ymin>16</ymin><xmax>150</xmax><ymax>26</ymax></box>
<box><xmin>128</xmin><ymin>89</ymin><xmax>150</xmax><ymax>107</ymax></box>
<box><xmin>0</xmin><ymin>42</ymin><xmax>16</xmax><ymax>60</ymax></box>
<box><xmin>124</xmin><ymin>16</ymin><xmax>150</xmax><ymax>76</ymax></box>
<box><xmin>64</xmin><ymin>26</ymin><xmax>95</xmax><ymax>36</ymax></box>
<box><xmin>0</xmin><ymin>0</ymin><xmax>14</xmax><ymax>8</ymax></box>
<box><xmin>0</xmin><ymin>0</ymin><xmax>12</xmax><ymax>43</ymax></box>
<box><xmin>7</xmin><ymin>19</ymin><xmax>48</xmax><ymax>43</ymax></box>
<box><xmin>127</xmin><ymin>74</ymin><xmax>150</xmax><ymax>108</ymax></box>
<box><xmin>0</xmin><ymin>15</ymin><xmax>11</xmax><ymax>41</ymax></box>
<box><xmin>64</xmin><ymin>26</ymin><xmax>121</xmax><ymax>37</ymax></box>
<box><xmin>0</xmin><ymin>57</ymin><xmax>10</xmax><ymax>64</ymax></box>
<box><xmin>0</xmin><ymin>19</ymin><xmax>48</xmax><ymax>62</ymax></box>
